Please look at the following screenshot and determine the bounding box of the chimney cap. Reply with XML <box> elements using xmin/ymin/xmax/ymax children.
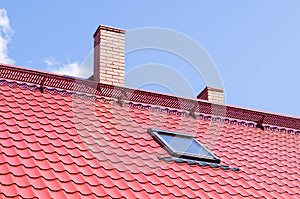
<box><xmin>197</xmin><ymin>86</ymin><xmax>224</xmax><ymax>104</ymax></box>
<box><xmin>93</xmin><ymin>25</ymin><xmax>125</xmax><ymax>38</ymax></box>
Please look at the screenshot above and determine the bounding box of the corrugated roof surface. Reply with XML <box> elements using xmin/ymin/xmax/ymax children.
<box><xmin>0</xmin><ymin>77</ymin><xmax>299</xmax><ymax>198</ymax></box>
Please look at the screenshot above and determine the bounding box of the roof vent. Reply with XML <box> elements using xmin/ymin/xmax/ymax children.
<box><xmin>93</xmin><ymin>25</ymin><xmax>125</xmax><ymax>86</ymax></box>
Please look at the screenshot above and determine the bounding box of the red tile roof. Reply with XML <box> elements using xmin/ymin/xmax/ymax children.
<box><xmin>0</xmin><ymin>63</ymin><xmax>299</xmax><ymax>198</ymax></box>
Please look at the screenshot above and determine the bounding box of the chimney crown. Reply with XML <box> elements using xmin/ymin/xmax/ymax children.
<box><xmin>93</xmin><ymin>25</ymin><xmax>125</xmax><ymax>86</ymax></box>
<box><xmin>197</xmin><ymin>86</ymin><xmax>224</xmax><ymax>104</ymax></box>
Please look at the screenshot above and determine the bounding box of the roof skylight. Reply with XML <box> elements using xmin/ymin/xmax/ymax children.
<box><xmin>148</xmin><ymin>128</ymin><xmax>220</xmax><ymax>163</ymax></box>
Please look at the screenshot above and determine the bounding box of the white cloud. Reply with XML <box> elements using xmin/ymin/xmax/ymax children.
<box><xmin>44</xmin><ymin>57</ymin><xmax>60</xmax><ymax>67</ymax></box>
<box><xmin>44</xmin><ymin>56</ymin><xmax>93</xmax><ymax>78</ymax></box>
<box><xmin>44</xmin><ymin>57</ymin><xmax>81</xmax><ymax>77</ymax></box>
<box><xmin>0</xmin><ymin>8</ymin><xmax>14</xmax><ymax>64</ymax></box>
<box><xmin>52</xmin><ymin>62</ymin><xmax>81</xmax><ymax>77</ymax></box>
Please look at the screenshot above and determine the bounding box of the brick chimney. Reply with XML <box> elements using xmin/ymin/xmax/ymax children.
<box><xmin>197</xmin><ymin>87</ymin><xmax>224</xmax><ymax>104</ymax></box>
<box><xmin>93</xmin><ymin>25</ymin><xmax>125</xmax><ymax>86</ymax></box>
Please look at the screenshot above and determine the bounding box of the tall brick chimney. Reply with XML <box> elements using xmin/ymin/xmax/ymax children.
<box><xmin>93</xmin><ymin>25</ymin><xmax>125</xmax><ymax>86</ymax></box>
<box><xmin>197</xmin><ymin>87</ymin><xmax>224</xmax><ymax>104</ymax></box>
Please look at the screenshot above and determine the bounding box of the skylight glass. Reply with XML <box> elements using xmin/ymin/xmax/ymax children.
<box><xmin>148</xmin><ymin>128</ymin><xmax>220</xmax><ymax>163</ymax></box>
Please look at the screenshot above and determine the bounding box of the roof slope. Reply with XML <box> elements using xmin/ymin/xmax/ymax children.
<box><xmin>0</xmin><ymin>65</ymin><xmax>299</xmax><ymax>198</ymax></box>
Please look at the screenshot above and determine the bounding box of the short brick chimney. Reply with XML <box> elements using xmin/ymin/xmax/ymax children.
<box><xmin>197</xmin><ymin>87</ymin><xmax>224</xmax><ymax>104</ymax></box>
<box><xmin>93</xmin><ymin>25</ymin><xmax>125</xmax><ymax>86</ymax></box>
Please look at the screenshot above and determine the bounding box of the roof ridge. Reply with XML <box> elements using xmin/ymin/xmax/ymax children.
<box><xmin>1</xmin><ymin>80</ymin><xmax>299</xmax><ymax>136</ymax></box>
<box><xmin>1</xmin><ymin>64</ymin><xmax>300</xmax><ymax>130</ymax></box>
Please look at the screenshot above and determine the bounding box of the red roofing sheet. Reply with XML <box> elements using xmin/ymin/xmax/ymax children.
<box><xmin>0</xmin><ymin>77</ymin><xmax>299</xmax><ymax>198</ymax></box>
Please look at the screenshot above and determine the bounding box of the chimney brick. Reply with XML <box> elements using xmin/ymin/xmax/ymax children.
<box><xmin>197</xmin><ymin>87</ymin><xmax>224</xmax><ymax>103</ymax></box>
<box><xmin>93</xmin><ymin>25</ymin><xmax>125</xmax><ymax>86</ymax></box>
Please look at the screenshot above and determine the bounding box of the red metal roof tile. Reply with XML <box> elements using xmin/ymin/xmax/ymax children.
<box><xmin>0</xmin><ymin>66</ymin><xmax>299</xmax><ymax>198</ymax></box>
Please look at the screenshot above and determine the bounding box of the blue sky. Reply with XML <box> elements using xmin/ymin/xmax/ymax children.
<box><xmin>0</xmin><ymin>1</ymin><xmax>300</xmax><ymax>116</ymax></box>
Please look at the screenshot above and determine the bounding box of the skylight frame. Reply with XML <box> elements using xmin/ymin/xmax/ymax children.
<box><xmin>148</xmin><ymin>128</ymin><xmax>220</xmax><ymax>163</ymax></box>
